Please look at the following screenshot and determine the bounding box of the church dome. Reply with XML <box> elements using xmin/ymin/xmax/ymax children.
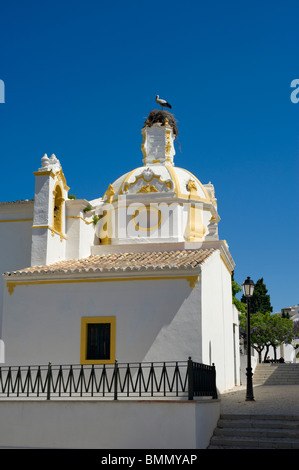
<box><xmin>103</xmin><ymin>164</ymin><xmax>212</xmax><ymax>204</ymax></box>
<box><xmin>96</xmin><ymin>110</ymin><xmax>219</xmax><ymax>246</ymax></box>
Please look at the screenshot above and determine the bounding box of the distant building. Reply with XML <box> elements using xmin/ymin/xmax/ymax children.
<box><xmin>278</xmin><ymin>305</ymin><xmax>299</xmax><ymax>322</ymax></box>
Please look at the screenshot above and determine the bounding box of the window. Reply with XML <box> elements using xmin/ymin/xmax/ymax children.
<box><xmin>80</xmin><ymin>317</ymin><xmax>116</xmax><ymax>364</ymax></box>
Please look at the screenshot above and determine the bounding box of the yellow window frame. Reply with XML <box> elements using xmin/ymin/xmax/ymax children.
<box><xmin>80</xmin><ymin>316</ymin><xmax>116</xmax><ymax>365</ymax></box>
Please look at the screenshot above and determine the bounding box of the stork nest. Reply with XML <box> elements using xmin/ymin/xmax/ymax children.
<box><xmin>144</xmin><ymin>110</ymin><xmax>178</xmax><ymax>137</ymax></box>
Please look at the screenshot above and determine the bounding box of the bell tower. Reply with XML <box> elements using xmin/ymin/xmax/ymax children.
<box><xmin>31</xmin><ymin>154</ymin><xmax>69</xmax><ymax>266</ymax></box>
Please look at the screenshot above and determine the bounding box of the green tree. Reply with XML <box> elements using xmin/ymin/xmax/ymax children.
<box><xmin>231</xmin><ymin>272</ymin><xmax>246</xmax><ymax>314</ymax></box>
<box><xmin>266</xmin><ymin>314</ymin><xmax>294</xmax><ymax>360</ymax></box>
<box><xmin>241</xmin><ymin>278</ymin><xmax>272</xmax><ymax>314</ymax></box>
<box><xmin>239</xmin><ymin>312</ymin><xmax>295</xmax><ymax>363</ymax></box>
<box><xmin>239</xmin><ymin>311</ymin><xmax>270</xmax><ymax>363</ymax></box>
<box><xmin>293</xmin><ymin>320</ymin><xmax>299</xmax><ymax>340</ymax></box>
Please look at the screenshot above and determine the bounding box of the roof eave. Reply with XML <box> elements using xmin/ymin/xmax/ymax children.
<box><xmin>3</xmin><ymin>265</ymin><xmax>203</xmax><ymax>283</ymax></box>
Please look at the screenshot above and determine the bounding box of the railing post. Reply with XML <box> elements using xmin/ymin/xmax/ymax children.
<box><xmin>79</xmin><ymin>364</ymin><xmax>84</xmax><ymax>397</ymax></box>
<box><xmin>91</xmin><ymin>364</ymin><xmax>95</xmax><ymax>397</ymax></box>
<box><xmin>187</xmin><ymin>357</ymin><xmax>193</xmax><ymax>401</ymax></box>
<box><xmin>114</xmin><ymin>360</ymin><xmax>118</xmax><ymax>400</ymax></box>
<box><xmin>16</xmin><ymin>366</ymin><xmax>21</xmax><ymax>397</ymax></box>
<box><xmin>46</xmin><ymin>362</ymin><xmax>52</xmax><ymax>401</ymax></box>
<box><xmin>126</xmin><ymin>363</ymin><xmax>130</xmax><ymax>397</ymax></box>
<box><xmin>7</xmin><ymin>366</ymin><xmax>11</xmax><ymax>397</ymax></box>
<box><xmin>150</xmin><ymin>362</ymin><xmax>154</xmax><ymax>397</ymax></box>
<box><xmin>162</xmin><ymin>362</ymin><xmax>166</xmax><ymax>397</ymax></box>
<box><xmin>212</xmin><ymin>363</ymin><xmax>218</xmax><ymax>399</ymax></box>
<box><xmin>69</xmin><ymin>365</ymin><xmax>73</xmax><ymax>397</ymax></box>
<box><xmin>138</xmin><ymin>363</ymin><xmax>142</xmax><ymax>397</ymax></box>
<box><xmin>175</xmin><ymin>361</ymin><xmax>179</xmax><ymax>397</ymax></box>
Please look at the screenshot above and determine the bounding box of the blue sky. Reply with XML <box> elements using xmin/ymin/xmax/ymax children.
<box><xmin>0</xmin><ymin>0</ymin><xmax>298</xmax><ymax>313</ymax></box>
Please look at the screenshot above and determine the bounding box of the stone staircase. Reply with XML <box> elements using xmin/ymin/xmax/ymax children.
<box><xmin>208</xmin><ymin>363</ymin><xmax>299</xmax><ymax>448</ymax></box>
<box><xmin>208</xmin><ymin>414</ymin><xmax>299</xmax><ymax>449</ymax></box>
<box><xmin>253</xmin><ymin>363</ymin><xmax>299</xmax><ymax>385</ymax></box>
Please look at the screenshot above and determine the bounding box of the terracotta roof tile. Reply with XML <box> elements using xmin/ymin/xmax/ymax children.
<box><xmin>6</xmin><ymin>249</ymin><xmax>215</xmax><ymax>277</ymax></box>
<box><xmin>0</xmin><ymin>199</ymin><xmax>34</xmax><ymax>206</ymax></box>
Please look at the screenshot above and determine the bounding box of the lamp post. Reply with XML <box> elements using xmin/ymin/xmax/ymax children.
<box><xmin>242</xmin><ymin>276</ymin><xmax>255</xmax><ymax>401</ymax></box>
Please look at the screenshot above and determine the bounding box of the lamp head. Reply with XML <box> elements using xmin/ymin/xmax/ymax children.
<box><xmin>242</xmin><ymin>276</ymin><xmax>255</xmax><ymax>298</ymax></box>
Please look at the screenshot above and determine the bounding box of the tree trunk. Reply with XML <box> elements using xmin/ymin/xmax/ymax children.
<box><xmin>272</xmin><ymin>344</ymin><xmax>277</xmax><ymax>361</ymax></box>
<box><xmin>263</xmin><ymin>345</ymin><xmax>270</xmax><ymax>362</ymax></box>
<box><xmin>254</xmin><ymin>346</ymin><xmax>264</xmax><ymax>363</ymax></box>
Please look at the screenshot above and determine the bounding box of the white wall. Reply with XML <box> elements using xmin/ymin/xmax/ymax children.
<box><xmin>143</xmin><ymin>280</ymin><xmax>202</xmax><ymax>363</ymax></box>
<box><xmin>265</xmin><ymin>343</ymin><xmax>297</xmax><ymax>363</ymax></box>
<box><xmin>0</xmin><ymin>210</ymin><xmax>33</xmax><ymax>340</ymax></box>
<box><xmin>2</xmin><ymin>277</ymin><xmax>201</xmax><ymax>366</ymax></box>
<box><xmin>232</xmin><ymin>304</ymin><xmax>241</xmax><ymax>385</ymax></box>
<box><xmin>65</xmin><ymin>200</ymin><xmax>96</xmax><ymax>260</ymax></box>
<box><xmin>0</xmin><ymin>399</ymin><xmax>220</xmax><ymax>449</ymax></box>
<box><xmin>201</xmin><ymin>251</ymin><xmax>238</xmax><ymax>392</ymax></box>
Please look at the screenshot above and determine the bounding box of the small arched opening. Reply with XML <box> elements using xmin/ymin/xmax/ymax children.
<box><xmin>53</xmin><ymin>184</ymin><xmax>63</xmax><ymax>233</ymax></box>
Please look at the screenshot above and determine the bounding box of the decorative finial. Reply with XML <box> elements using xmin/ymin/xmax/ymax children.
<box><xmin>38</xmin><ymin>153</ymin><xmax>61</xmax><ymax>172</ymax></box>
<box><xmin>41</xmin><ymin>154</ymin><xmax>49</xmax><ymax>168</ymax></box>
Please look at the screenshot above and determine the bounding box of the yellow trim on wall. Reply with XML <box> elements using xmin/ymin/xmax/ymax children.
<box><xmin>220</xmin><ymin>253</ymin><xmax>232</xmax><ymax>275</ymax></box>
<box><xmin>32</xmin><ymin>224</ymin><xmax>67</xmax><ymax>241</ymax></box>
<box><xmin>141</xmin><ymin>128</ymin><xmax>146</xmax><ymax>165</ymax></box>
<box><xmin>33</xmin><ymin>170</ymin><xmax>55</xmax><ymax>178</ymax></box>
<box><xmin>55</xmin><ymin>168</ymin><xmax>70</xmax><ymax>191</ymax></box>
<box><xmin>6</xmin><ymin>275</ymin><xmax>199</xmax><ymax>295</ymax></box>
<box><xmin>118</xmin><ymin>167</ymin><xmax>143</xmax><ymax>198</ymax></box>
<box><xmin>185</xmin><ymin>204</ymin><xmax>206</xmax><ymax>242</ymax></box>
<box><xmin>80</xmin><ymin>316</ymin><xmax>116</xmax><ymax>364</ymax></box>
<box><xmin>66</xmin><ymin>216</ymin><xmax>94</xmax><ymax>225</ymax></box>
<box><xmin>33</xmin><ymin>168</ymin><xmax>70</xmax><ymax>191</ymax></box>
<box><xmin>132</xmin><ymin>205</ymin><xmax>162</xmax><ymax>232</ymax></box>
<box><xmin>166</xmin><ymin>165</ymin><xmax>211</xmax><ymax>203</ymax></box>
<box><xmin>52</xmin><ymin>182</ymin><xmax>64</xmax><ymax>234</ymax></box>
<box><xmin>122</xmin><ymin>172</ymin><xmax>172</xmax><ymax>194</ymax></box>
<box><xmin>0</xmin><ymin>219</ymin><xmax>33</xmax><ymax>223</ymax></box>
<box><xmin>183</xmin><ymin>169</ymin><xmax>211</xmax><ymax>202</ymax></box>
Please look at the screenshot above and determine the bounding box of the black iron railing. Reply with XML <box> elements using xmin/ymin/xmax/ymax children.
<box><xmin>0</xmin><ymin>358</ymin><xmax>217</xmax><ymax>400</ymax></box>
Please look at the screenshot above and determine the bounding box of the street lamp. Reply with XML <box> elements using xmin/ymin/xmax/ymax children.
<box><xmin>242</xmin><ymin>276</ymin><xmax>255</xmax><ymax>401</ymax></box>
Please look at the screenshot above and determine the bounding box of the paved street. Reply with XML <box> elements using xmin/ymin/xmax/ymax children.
<box><xmin>220</xmin><ymin>384</ymin><xmax>299</xmax><ymax>416</ymax></box>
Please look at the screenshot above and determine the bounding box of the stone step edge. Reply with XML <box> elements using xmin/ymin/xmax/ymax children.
<box><xmin>218</xmin><ymin>419</ymin><xmax>299</xmax><ymax>429</ymax></box>
<box><xmin>220</xmin><ymin>413</ymin><xmax>299</xmax><ymax>421</ymax></box>
<box><xmin>209</xmin><ymin>435</ymin><xmax>299</xmax><ymax>448</ymax></box>
<box><xmin>214</xmin><ymin>428</ymin><xmax>299</xmax><ymax>438</ymax></box>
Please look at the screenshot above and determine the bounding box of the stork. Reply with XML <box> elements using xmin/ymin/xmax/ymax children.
<box><xmin>155</xmin><ymin>95</ymin><xmax>172</xmax><ymax>110</ymax></box>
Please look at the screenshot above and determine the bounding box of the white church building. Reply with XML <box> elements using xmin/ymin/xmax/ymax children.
<box><xmin>0</xmin><ymin>109</ymin><xmax>240</xmax><ymax>449</ymax></box>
